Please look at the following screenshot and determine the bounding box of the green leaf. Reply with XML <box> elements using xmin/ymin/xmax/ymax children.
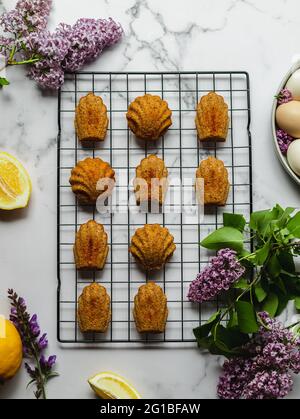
<box><xmin>0</xmin><ymin>77</ymin><xmax>9</xmax><ymax>86</ymax></box>
<box><xmin>295</xmin><ymin>297</ymin><xmax>300</xmax><ymax>310</ymax></box>
<box><xmin>262</xmin><ymin>292</ymin><xmax>279</xmax><ymax>317</ymax></box>
<box><xmin>201</xmin><ymin>227</ymin><xmax>244</xmax><ymax>251</ymax></box>
<box><xmin>235</xmin><ymin>301</ymin><xmax>259</xmax><ymax>333</ymax></box>
<box><xmin>255</xmin><ymin>282</ymin><xmax>267</xmax><ymax>303</ymax></box>
<box><xmin>287</xmin><ymin>211</ymin><xmax>300</xmax><ymax>238</ymax></box>
<box><xmin>227</xmin><ymin>310</ymin><xmax>238</xmax><ymax>328</ymax></box>
<box><xmin>223</xmin><ymin>213</ymin><xmax>246</xmax><ymax>232</ymax></box>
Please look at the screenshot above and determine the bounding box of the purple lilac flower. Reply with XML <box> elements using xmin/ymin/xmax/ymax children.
<box><xmin>276</xmin><ymin>129</ymin><xmax>294</xmax><ymax>154</ymax></box>
<box><xmin>187</xmin><ymin>248</ymin><xmax>245</xmax><ymax>303</ymax></box>
<box><xmin>57</xmin><ymin>18</ymin><xmax>123</xmax><ymax>72</ymax></box>
<box><xmin>38</xmin><ymin>333</ymin><xmax>48</xmax><ymax>350</ymax></box>
<box><xmin>277</xmin><ymin>88</ymin><xmax>293</xmax><ymax>105</ymax></box>
<box><xmin>217</xmin><ymin>313</ymin><xmax>300</xmax><ymax>399</ymax></box>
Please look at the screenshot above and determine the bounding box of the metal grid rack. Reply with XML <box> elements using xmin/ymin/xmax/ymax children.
<box><xmin>57</xmin><ymin>71</ymin><xmax>252</xmax><ymax>344</ymax></box>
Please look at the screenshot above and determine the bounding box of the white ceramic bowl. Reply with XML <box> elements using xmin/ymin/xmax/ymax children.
<box><xmin>271</xmin><ymin>65</ymin><xmax>300</xmax><ymax>186</ymax></box>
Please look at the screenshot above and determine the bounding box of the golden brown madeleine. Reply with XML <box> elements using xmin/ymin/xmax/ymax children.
<box><xmin>134</xmin><ymin>154</ymin><xmax>168</xmax><ymax>206</ymax></box>
<box><xmin>69</xmin><ymin>157</ymin><xmax>115</xmax><ymax>204</ymax></box>
<box><xmin>75</xmin><ymin>92</ymin><xmax>108</xmax><ymax>143</ymax></box>
<box><xmin>196</xmin><ymin>156</ymin><xmax>230</xmax><ymax>206</ymax></box>
<box><xmin>126</xmin><ymin>94</ymin><xmax>172</xmax><ymax>140</ymax></box>
<box><xmin>129</xmin><ymin>224</ymin><xmax>176</xmax><ymax>271</ymax></box>
<box><xmin>195</xmin><ymin>92</ymin><xmax>229</xmax><ymax>142</ymax></box>
<box><xmin>74</xmin><ymin>220</ymin><xmax>109</xmax><ymax>270</ymax></box>
<box><xmin>133</xmin><ymin>282</ymin><xmax>168</xmax><ymax>333</ymax></box>
<box><xmin>78</xmin><ymin>283</ymin><xmax>111</xmax><ymax>333</ymax></box>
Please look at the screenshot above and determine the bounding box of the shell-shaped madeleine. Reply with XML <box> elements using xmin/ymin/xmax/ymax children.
<box><xmin>134</xmin><ymin>154</ymin><xmax>168</xmax><ymax>205</ymax></box>
<box><xmin>196</xmin><ymin>156</ymin><xmax>230</xmax><ymax>206</ymax></box>
<box><xmin>69</xmin><ymin>157</ymin><xmax>115</xmax><ymax>204</ymax></box>
<box><xmin>78</xmin><ymin>283</ymin><xmax>111</xmax><ymax>333</ymax></box>
<box><xmin>129</xmin><ymin>224</ymin><xmax>176</xmax><ymax>271</ymax></box>
<box><xmin>74</xmin><ymin>220</ymin><xmax>109</xmax><ymax>270</ymax></box>
<box><xmin>195</xmin><ymin>92</ymin><xmax>229</xmax><ymax>142</ymax></box>
<box><xmin>126</xmin><ymin>94</ymin><xmax>172</xmax><ymax>140</ymax></box>
<box><xmin>75</xmin><ymin>93</ymin><xmax>108</xmax><ymax>143</ymax></box>
<box><xmin>134</xmin><ymin>282</ymin><xmax>168</xmax><ymax>333</ymax></box>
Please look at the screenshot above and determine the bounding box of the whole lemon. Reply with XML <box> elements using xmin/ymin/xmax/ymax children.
<box><xmin>0</xmin><ymin>319</ymin><xmax>23</xmax><ymax>381</ymax></box>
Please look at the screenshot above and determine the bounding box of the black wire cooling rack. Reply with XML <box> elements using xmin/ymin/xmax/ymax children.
<box><xmin>57</xmin><ymin>71</ymin><xmax>252</xmax><ymax>344</ymax></box>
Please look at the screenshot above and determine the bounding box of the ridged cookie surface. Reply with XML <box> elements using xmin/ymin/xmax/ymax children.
<box><xmin>69</xmin><ymin>157</ymin><xmax>115</xmax><ymax>204</ymax></box>
<box><xmin>129</xmin><ymin>224</ymin><xmax>176</xmax><ymax>271</ymax></box>
<box><xmin>75</xmin><ymin>93</ymin><xmax>108</xmax><ymax>143</ymax></box>
<box><xmin>78</xmin><ymin>283</ymin><xmax>111</xmax><ymax>333</ymax></box>
<box><xmin>196</xmin><ymin>156</ymin><xmax>229</xmax><ymax>206</ymax></box>
<box><xmin>134</xmin><ymin>154</ymin><xmax>168</xmax><ymax>205</ymax></box>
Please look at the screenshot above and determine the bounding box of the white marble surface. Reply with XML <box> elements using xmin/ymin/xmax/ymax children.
<box><xmin>0</xmin><ymin>0</ymin><xmax>300</xmax><ymax>399</ymax></box>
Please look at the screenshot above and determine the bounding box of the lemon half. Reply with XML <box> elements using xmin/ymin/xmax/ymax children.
<box><xmin>0</xmin><ymin>151</ymin><xmax>31</xmax><ymax>210</ymax></box>
<box><xmin>88</xmin><ymin>371</ymin><xmax>141</xmax><ymax>399</ymax></box>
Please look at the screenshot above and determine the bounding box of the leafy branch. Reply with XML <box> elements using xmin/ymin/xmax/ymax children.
<box><xmin>193</xmin><ymin>204</ymin><xmax>300</xmax><ymax>357</ymax></box>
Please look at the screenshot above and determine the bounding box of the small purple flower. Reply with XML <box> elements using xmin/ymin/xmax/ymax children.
<box><xmin>8</xmin><ymin>289</ymin><xmax>58</xmax><ymax>399</ymax></box>
<box><xmin>38</xmin><ymin>333</ymin><xmax>48</xmax><ymax>350</ymax></box>
<box><xmin>276</xmin><ymin>129</ymin><xmax>294</xmax><ymax>154</ymax></box>
<box><xmin>217</xmin><ymin>313</ymin><xmax>300</xmax><ymax>399</ymax></box>
<box><xmin>40</xmin><ymin>355</ymin><xmax>57</xmax><ymax>371</ymax></box>
<box><xmin>277</xmin><ymin>88</ymin><xmax>293</xmax><ymax>105</ymax></box>
<box><xmin>243</xmin><ymin>370</ymin><xmax>293</xmax><ymax>399</ymax></box>
<box><xmin>187</xmin><ymin>248</ymin><xmax>245</xmax><ymax>303</ymax></box>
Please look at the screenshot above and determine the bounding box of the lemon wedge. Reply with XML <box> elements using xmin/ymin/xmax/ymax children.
<box><xmin>0</xmin><ymin>152</ymin><xmax>31</xmax><ymax>210</ymax></box>
<box><xmin>88</xmin><ymin>371</ymin><xmax>141</xmax><ymax>399</ymax></box>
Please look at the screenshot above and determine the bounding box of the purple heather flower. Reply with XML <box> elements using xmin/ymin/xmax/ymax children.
<box><xmin>277</xmin><ymin>88</ymin><xmax>293</xmax><ymax>105</ymax></box>
<box><xmin>217</xmin><ymin>313</ymin><xmax>300</xmax><ymax>399</ymax></box>
<box><xmin>40</xmin><ymin>355</ymin><xmax>57</xmax><ymax>371</ymax></box>
<box><xmin>187</xmin><ymin>248</ymin><xmax>245</xmax><ymax>303</ymax></box>
<box><xmin>276</xmin><ymin>129</ymin><xmax>294</xmax><ymax>154</ymax></box>
<box><xmin>8</xmin><ymin>289</ymin><xmax>58</xmax><ymax>399</ymax></box>
<box><xmin>38</xmin><ymin>333</ymin><xmax>48</xmax><ymax>350</ymax></box>
<box><xmin>29</xmin><ymin>314</ymin><xmax>40</xmax><ymax>337</ymax></box>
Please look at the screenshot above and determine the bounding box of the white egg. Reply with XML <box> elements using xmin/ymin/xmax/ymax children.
<box><xmin>286</xmin><ymin>69</ymin><xmax>300</xmax><ymax>100</ymax></box>
<box><xmin>287</xmin><ymin>139</ymin><xmax>300</xmax><ymax>176</ymax></box>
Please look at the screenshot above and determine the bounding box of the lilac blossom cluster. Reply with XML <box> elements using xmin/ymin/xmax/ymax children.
<box><xmin>0</xmin><ymin>1</ymin><xmax>123</xmax><ymax>89</ymax></box>
<box><xmin>8</xmin><ymin>289</ymin><xmax>57</xmax><ymax>399</ymax></box>
<box><xmin>276</xmin><ymin>129</ymin><xmax>294</xmax><ymax>154</ymax></box>
<box><xmin>277</xmin><ymin>88</ymin><xmax>293</xmax><ymax>105</ymax></box>
<box><xmin>187</xmin><ymin>248</ymin><xmax>245</xmax><ymax>303</ymax></box>
<box><xmin>217</xmin><ymin>312</ymin><xmax>300</xmax><ymax>399</ymax></box>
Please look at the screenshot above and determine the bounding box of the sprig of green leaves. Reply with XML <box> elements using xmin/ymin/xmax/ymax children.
<box><xmin>194</xmin><ymin>205</ymin><xmax>300</xmax><ymax>357</ymax></box>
